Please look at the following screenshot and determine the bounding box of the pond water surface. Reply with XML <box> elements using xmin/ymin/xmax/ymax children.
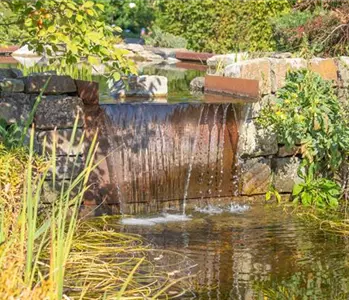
<box><xmin>115</xmin><ymin>203</ymin><xmax>349</xmax><ymax>299</ymax></box>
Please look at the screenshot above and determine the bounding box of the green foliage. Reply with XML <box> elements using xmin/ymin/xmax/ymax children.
<box><xmin>258</xmin><ymin>70</ymin><xmax>349</xmax><ymax>208</ymax></box>
<box><xmin>2</xmin><ymin>0</ymin><xmax>137</xmax><ymax>85</ymax></box>
<box><xmin>97</xmin><ymin>0</ymin><xmax>155</xmax><ymax>34</ymax></box>
<box><xmin>293</xmin><ymin>164</ymin><xmax>341</xmax><ymax>208</ymax></box>
<box><xmin>273</xmin><ymin>4</ymin><xmax>349</xmax><ymax>57</ymax></box>
<box><xmin>145</xmin><ymin>26</ymin><xmax>187</xmax><ymax>48</ymax></box>
<box><xmin>155</xmin><ymin>0</ymin><xmax>290</xmax><ymax>53</ymax></box>
<box><xmin>0</xmin><ymin>3</ymin><xmax>23</xmax><ymax>45</ymax></box>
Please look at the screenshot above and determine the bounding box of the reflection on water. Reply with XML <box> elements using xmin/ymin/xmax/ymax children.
<box><xmin>115</xmin><ymin>204</ymin><xmax>349</xmax><ymax>299</ymax></box>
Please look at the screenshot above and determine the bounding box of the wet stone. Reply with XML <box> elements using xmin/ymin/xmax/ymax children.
<box><xmin>34</xmin><ymin>95</ymin><xmax>84</xmax><ymax>129</ymax></box>
<box><xmin>241</xmin><ymin>157</ymin><xmax>272</xmax><ymax>195</ymax></box>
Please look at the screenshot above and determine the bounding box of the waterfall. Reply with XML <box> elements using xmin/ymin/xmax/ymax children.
<box><xmin>91</xmin><ymin>102</ymin><xmax>243</xmax><ymax>214</ymax></box>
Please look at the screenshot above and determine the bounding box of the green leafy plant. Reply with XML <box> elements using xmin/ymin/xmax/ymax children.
<box><xmin>145</xmin><ymin>26</ymin><xmax>187</xmax><ymax>48</ymax></box>
<box><xmin>258</xmin><ymin>70</ymin><xmax>349</xmax><ymax>208</ymax></box>
<box><xmin>154</xmin><ymin>0</ymin><xmax>290</xmax><ymax>53</ymax></box>
<box><xmin>1</xmin><ymin>0</ymin><xmax>137</xmax><ymax>85</ymax></box>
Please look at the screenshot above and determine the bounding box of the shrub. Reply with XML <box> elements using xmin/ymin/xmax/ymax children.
<box><xmin>273</xmin><ymin>4</ymin><xmax>349</xmax><ymax>56</ymax></box>
<box><xmin>258</xmin><ymin>70</ymin><xmax>349</xmax><ymax>208</ymax></box>
<box><xmin>145</xmin><ymin>26</ymin><xmax>187</xmax><ymax>48</ymax></box>
<box><xmin>155</xmin><ymin>0</ymin><xmax>290</xmax><ymax>53</ymax></box>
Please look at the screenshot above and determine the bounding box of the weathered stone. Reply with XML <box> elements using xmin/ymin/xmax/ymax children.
<box><xmin>273</xmin><ymin>157</ymin><xmax>302</xmax><ymax>193</ymax></box>
<box><xmin>12</xmin><ymin>44</ymin><xmax>40</xmax><ymax>57</ymax></box>
<box><xmin>36</xmin><ymin>129</ymin><xmax>85</xmax><ymax>156</ymax></box>
<box><xmin>270</xmin><ymin>58</ymin><xmax>307</xmax><ymax>92</ymax></box>
<box><xmin>207</xmin><ymin>53</ymin><xmax>249</xmax><ymax>74</ymax></box>
<box><xmin>0</xmin><ymin>68</ymin><xmax>23</xmax><ymax>80</ymax></box>
<box><xmin>118</xmin><ymin>75</ymin><xmax>168</xmax><ymax>98</ymax></box>
<box><xmin>337</xmin><ymin>88</ymin><xmax>349</xmax><ymax>104</ymax></box>
<box><xmin>0</xmin><ymin>79</ymin><xmax>25</xmax><ymax>92</ymax></box>
<box><xmin>309</xmin><ymin>58</ymin><xmax>338</xmax><ymax>81</ymax></box>
<box><xmin>241</xmin><ymin>158</ymin><xmax>272</xmax><ymax>195</ymax></box>
<box><xmin>75</xmin><ymin>80</ymin><xmax>99</xmax><ymax>105</ymax></box>
<box><xmin>336</xmin><ymin>57</ymin><xmax>349</xmax><ymax>88</ymax></box>
<box><xmin>224</xmin><ymin>58</ymin><xmax>272</xmax><ymax>95</ymax></box>
<box><xmin>238</xmin><ymin>119</ymin><xmax>278</xmax><ymax>158</ymax></box>
<box><xmin>25</xmin><ymin>75</ymin><xmax>77</xmax><ymax>94</ymax></box>
<box><xmin>46</xmin><ymin>156</ymin><xmax>84</xmax><ymax>180</ymax></box>
<box><xmin>0</xmin><ymin>93</ymin><xmax>33</xmax><ymax>124</ymax></box>
<box><xmin>277</xmin><ymin>145</ymin><xmax>300</xmax><ymax>157</ymax></box>
<box><xmin>35</xmin><ymin>96</ymin><xmax>84</xmax><ymax>129</ymax></box>
<box><xmin>248</xmin><ymin>94</ymin><xmax>277</xmax><ymax>119</ymax></box>
<box><xmin>190</xmin><ymin>77</ymin><xmax>205</xmax><ymax>92</ymax></box>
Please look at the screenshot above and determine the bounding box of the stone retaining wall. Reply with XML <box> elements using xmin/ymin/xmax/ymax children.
<box><xmin>214</xmin><ymin>56</ymin><xmax>349</xmax><ymax>197</ymax></box>
<box><xmin>0</xmin><ymin>69</ymin><xmax>96</xmax><ymax>203</ymax></box>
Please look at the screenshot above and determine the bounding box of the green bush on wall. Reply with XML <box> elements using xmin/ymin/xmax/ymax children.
<box><xmin>155</xmin><ymin>0</ymin><xmax>290</xmax><ymax>53</ymax></box>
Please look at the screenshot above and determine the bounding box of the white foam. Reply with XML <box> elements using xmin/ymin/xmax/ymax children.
<box><xmin>121</xmin><ymin>213</ymin><xmax>192</xmax><ymax>226</ymax></box>
<box><xmin>195</xmin><ymin>203</ymin><xmax>250</xmax><ymax>215</ymax></box>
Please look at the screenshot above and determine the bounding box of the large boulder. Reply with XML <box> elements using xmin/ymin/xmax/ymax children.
<box><xmin>0</xmin><ymin>93</ymin><xmax>33</xmax><ymax>124</ymax></box>
<box><xmin>25</xmin><ymin>75</ymin><xmax>77</xmax><ymax>95</ymax></box>
<box><xmin>224</xmin><ymin>58</ymin><xmax>272</xmax><ymax>95</ymax></box>
<box><xmin>238</xmin><ymin>119</ymin><xmax>278</xmax><ymax>158</ymax></box>
<box><xmin>241</xmin><ymin>157</ymin><xmax>272</xmax><ymax>195</ymax></box>
<box><xmin>34</xmin><ymin>95</ymin><xmax>84</xmax><ymax>129</ymax></box>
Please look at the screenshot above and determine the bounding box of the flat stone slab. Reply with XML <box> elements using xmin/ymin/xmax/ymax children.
<box><xmin>241</xmin><ymin>157</ymin><xmax>272</xmax><ymax>195</ymax></box>
<box><xmin>35</xmin><ymin>95</ymin><xmax>84</xmax><ymax>129</ymax></box>
<box><xmin>25</xmin><ymin>75</ymin><xmax>77</xmax><ymax>94</ymax></box>
<box><xmin>75</xmin><ymin>79</ymin><xmax>99</xmax><ymax>105</ymax></box>
<box><xmin>36</xmin><ymin>128</ymin><xmax>85</xmax><ymax>156</ymax></box>
<box><xmin>0</xmin><ymin>79</ymin><xmax>25</xmax><ymax>92</ymax></box>
<box><xmin>0</xmin><ymin>92</ymin><xmax>33</xmax><ymax>124</ymax></box>
<box><xmin>176</xmin><ymin>51</ymin><xmax>215</xmax><ymax>62</ymax></box>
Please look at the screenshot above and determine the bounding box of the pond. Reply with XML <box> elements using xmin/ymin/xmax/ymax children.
<box><xmin>112</xmin><ymin>203</ymin><xmax>349</xmax><ymax>299</ymax></box>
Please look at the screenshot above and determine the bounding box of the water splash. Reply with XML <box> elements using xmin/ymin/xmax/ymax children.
<box><xmin>121</xmin><ymin>213</ymin><xmax>192</xmax><ymax>226</ymax></box>
<box><xmin>194</xmin><ymin>203</ymin><xmax>250</xmax><ymax>215</ymax></box>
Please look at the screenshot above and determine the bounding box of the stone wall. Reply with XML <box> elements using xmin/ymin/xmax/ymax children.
<box><xmin>215</xmin><ymin>56</ymin><xmax>349</xmax><ymax>197</ymax></box>
<box><xmin>0</xmin><ymin>69</ymin><xmax>97</xmax><ymax>203</ymax></box>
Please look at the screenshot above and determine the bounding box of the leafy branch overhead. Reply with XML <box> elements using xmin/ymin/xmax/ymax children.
<box><xmin>1</xmin><ymin>0</ymin><xmax>137</xmax><ymax>82</ymax></box>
